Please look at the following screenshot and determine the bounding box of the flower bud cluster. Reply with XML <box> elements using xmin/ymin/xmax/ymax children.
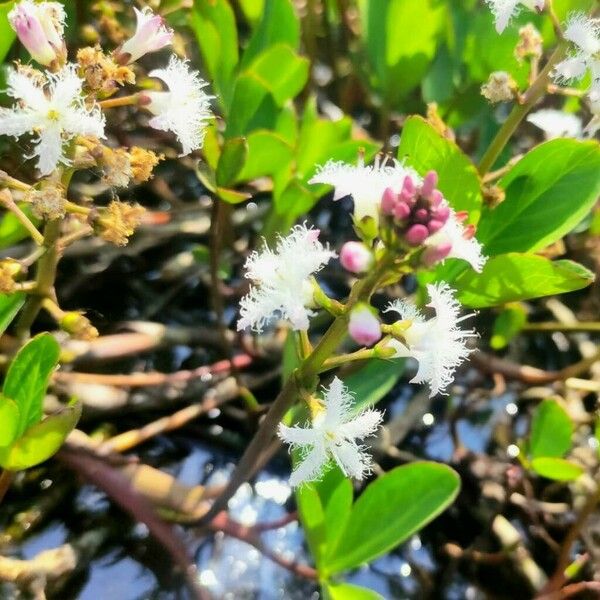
<box><xmin>380</xmin><ymin>171</ymin><xmax>450</xmax><ymax>248</ymax></box>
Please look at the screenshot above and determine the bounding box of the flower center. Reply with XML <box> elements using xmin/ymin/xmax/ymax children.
<box><xmin>47</xmin><ymin>109</ymin><xmax>61</xmax><ymax>121</ymax></box>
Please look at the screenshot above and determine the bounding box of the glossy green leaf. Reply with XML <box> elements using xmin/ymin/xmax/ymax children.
<box><xmin>0</xmin><ymin>395</ymin><xmax>19</xmax><ymax>447</ymax></box>
<box><xmin>397</xmin><ymin>116</ymin><xmax>482</xmax><ymax>221</ymax></box>
<box><xmin>241</xmin><ymin>0</ymin><xmax>300</xmax><ymax>68</ymax></box>
<box><xmin>326</xmin><ymin>463</ymin><xmax>460</xmax><ymax>574</ymax></box>
<box><xmin>189</xmin><ymin>0</ymin><xmax>238</xmax><ymax>109</ymax></box>
<box><xmin>216</xmin><ymin>186</ymin><xmax>251</xmax><ymax>205</ymax></box>
<box><xmin>238</xmin><ymin>0</ymin><xmax>265</xmax><ymax>27</ymax></box>
<box><xmin>0</xmin><ymin>402</ymin><xmax>81</xmax><ymax>471</ymax></box>
<box><xmin>450</xmin><ymin>254</ymin><xmax>594</xmax><ymax>308</ymax></box>
<box><xmin>226</xmin><ymin>73</ymin><xmax>277</xmax><ymax>137</ymax></box>
<box><xmin>0</xmin><ymin>2</ymin><xmax>16</xmax><ymax>63</ymax></box>
<box><xmin>273</xmin><ymin>179</ymin><xmax>314</xmax><ymax>219</ymax></box>
<box><xmin>0</xmin><ymin>292</ymin><xmax>25</xmax><ymax>336</ymax></box>
<box><xmin>491</xmin><ymin>305</ymin><xmax>527</xmax><ymax>350</ymax></box>
<box><xmin>477</xmin><ymin>140</ymin><xmax>600</xmax><ymax>255</ymax></box>
<box><xmin>216</xmin><ymin>137</ymin><xmax>248</xmax><ymax>187</ymax></box>
<box><xmin>236</xmin><ymin>130</ymin><xmax>294</xmax><ymax>182</ymax></box>
<box><xmin>530</xmin><ymin>399</ymin><xmax>573</xmax><ymax>460</ymax></box>
<box><xmin>531</xmin><ymin>457</ymin><xmax>584</xmax><ymax>482</ymax></box>
<box><xmin>324</xmin><ymin>582</ymin><xmax>385</xmax><ymax>600</ymax></box>
<box><xmin>3</xmin><ymin>333</ymin><xmax>61</xmax><ymax>435</ymax></box>
<box><xmin>358</xmin><ymin>0</ymin><xmax>446</xmax><ymax>104</ymax></box>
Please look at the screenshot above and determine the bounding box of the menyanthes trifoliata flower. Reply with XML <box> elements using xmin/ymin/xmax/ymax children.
<box><xmin>385</xmin><ymin>283</ymin><xmax>477</xmax><ymax>397</ymax></box>
<box><xmin>0</xmin><ymin>64</ymin><xmax>105</xmax><ymax>176</ymax></box>
<box><xmin>554</xmin><ymin>13</ymin><xmax>600</xmax><ymax>83</ymax></box>
<box><xmin>144</xmin><ymin>56</ymin><xmax>212</xmax><ymax>156</ymax></box>
<box><xmin>309</xmin><ymin>157</ymin><xmax>419</xmax><ymax>226</ymax></box>
<box><xmin>8</xmin><ymin>0</ymin><xmax>66</xmax><ymax>67</ymax></box>
<box><xmin>278</xmin><ymin>377</ymin><xmax>383</xmax><ymax>487</ymax></box>
<box><xmin>115</xmin><ymin>7</ymin><xmax>173</xmax><ymax>65</ymax></box>
<box><xmin>237</xmin><ymin>224</ymin><xmax>336</xmax><ymax>333</ymax></box>
<box><xmin>485</xmin><ymin>0</ymin><xmax>545</xmax><ymax>34</ymax></box>
<box><xmin>527</xmin><ymin>109</ymin><xmax>583</xmax><ymax>139</ymax></box>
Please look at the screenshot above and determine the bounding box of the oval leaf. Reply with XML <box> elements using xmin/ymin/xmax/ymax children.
<box><xmin>531</xmin><ymin>457</ymin><xmax>584</xmax><ymax>482</ymax></box>
<box><xmin>325</xmin><ymin>462</ymin><xmax>460</xmax><ymax>574</ymax></box>
<box><xmin>530</xmin><ymin>399</ymin><xmax>573</xmax><ymax>459</ymax></box>
<box><xmin>325</xmin><ymin>582</ymin><xmax>385</xmax><ymax>600</ymax></box>
<box><xmin>0</xmin><ymin>292</ymin><xmax>26</xmax><ymax>336</ymax></box>
<box><xmin>216</xmin><ymin>136</ymin><xmax>248</xmax><ymax>187</ymax></box>
<box><xmin>0</xmin><ymin>395</ymin><xmax>20</xmax><ymax>447</ymax></box>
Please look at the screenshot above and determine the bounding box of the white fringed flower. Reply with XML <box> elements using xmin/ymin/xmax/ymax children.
<box><xmin>309</xmin><ymin>157</ymin><xmax>420</xmax><ymax>224</ymax></box>
<box><xmin>486</xmin><ymin>0</ymin><xmax>545</xmax><ymax>34</ymax></box>
<box><xmin>237</xmin><ymin>224</ymin><xmax>336</xmax><ymax>333</ymax></box>
<box><xmin>118</xmin><ymin>7</ymin><xmax>173</xmax><ymax>64</ymax></box>
<box><xmin>146</xmin><ymin>56</ymin><xmax>212</xmax><ymax>155</ymax></box>
<box><xmin>554</xmin><ymin>13</ymin><xmax>600</xmax><ymax>83</ymax></box>
<box><xmin>386</xmin><ymin>283</ymin><xmax>477</xmax><ymax>397</ymax></box>
<box><xmin>8</xmin><ymin>0</ymin><xmax>66</xmax><ymax>66</ymax></box>
<box><xmin>0</xmin><ymin>65</ymin><xmax>105</xmax><ymax>176</ymax></box>
<box><xmin>527</xmin><ymin>109</ymin><xmax>583</xmax><ymax>139</ymax></box>
<box><xmin>584</xmin><ymin>86</ymin><xmax>600</xmax><ymax>136</ymax></box>
<box><xmin>278</xmin><ymin>377</ymin><xmax>383</xmax><ymax>487</ymax></box>
<box><xmin>425</xmin><ymin>211</ymin><xmax>487</xmax><ymax>273</ymax></box>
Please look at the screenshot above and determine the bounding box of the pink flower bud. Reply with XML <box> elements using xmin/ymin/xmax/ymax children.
<box><xmin>116</xmin><ymin>7</ymin><xmax>173</xmax><ymax>64</ymax></box>
<box><xmin>402</xmin><ymin>175</ymin><xmax>416</xmax><ymax>196</ymax></box>
<box><xmin>381</xmin><ymin>188</ymin><xmax>397</xmax><ymax>215</ymax></box>
<box><xmin>421</xmin><ymin>241</ymin><xmax>452</xmax><ymax>267</ymax></box>
<box><xmin>414</xmin><ymin>208</ymin><xmax>429</xmax><ymax>222</ymax></box>
<box><xmin>340</xmin><ymin>241</ymin><xmax>373</xmax><ymax>273</ymax></box>
<box><xmin>393</xmin><ymin>201</ymin><xmax>411</xmax><ymax>220</ymax></box>
<box><xmin>421</xmin><ymin>171</ymin><xmax>438</xmax><ymax>197</ymax></box>
<box><xmin>8</xmin><ymin>1</ymin><xmax>66</xmax><ymax>66</ymax></box>
<box><xmin>348</xmin><ymin>305</ymin><xmax>382</xmax><ymax>347</ymax></box>
<box><xmin>405</xmin><ymin>224</ymin><xmax>430</xmax><ymax>246</ymax></box>
<box><xmin>430</xmin><ymin>189</ymin><xmax>444</xmax><ymax>206</ymax></box>
<box><xmin>428</xmin><ymin>219</ymin><xmax>445</xmax><ymax>234</ymax></box>
<box><xmin>433</xmin><ymin>204</ymin><xmax>450</xmax><ymax>223</ymax></box>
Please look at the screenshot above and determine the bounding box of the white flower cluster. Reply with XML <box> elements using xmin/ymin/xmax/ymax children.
<box><xmin>485</xmin><ymin>0</ymin><xmax>545</xmax><ymax>34</ymax></box>
<box><xmin>0</xmin><ymin>1</ymin><xmax>212</xmax><ymax>176</ymax></box>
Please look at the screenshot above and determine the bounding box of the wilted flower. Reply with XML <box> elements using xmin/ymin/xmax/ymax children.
<box><xmin>486</xmin><ymin>0</ymin><xmax>545</xmax><ymax>34</ymax></box>
<box><xmin>309</xmin><ymin>157</ymin><xmax>419</xmax><ymax>225</ymax></box>
<box><xmin>97</xmin><ymin>200</ymin><xmax>145</xmax><ymax>246</ymax></box>
<box><xmin>27</xmin><ymin>185</ymin><xmax>66</xmax><ymax>219</ymax></box>
<box><xmin>0</xmin><ymin>64</ymin><xmax>105</xmax><ymax>176</ymax></box>
<box><xmin>115</xmin><ymin>7</ymin><xmax>173</xmax><ymax>64</ymax></box>
<box><xmin>348</xmin><ymin>304</ymin><xmax>382</xmax><ymax>347</ymax></box>
<box><xmin>339</xmin><ymin>241</ymin><xmax>373</xmax><ymax>274</ymax></box>
<box><xmin>77</xmin><ymin>46</ymin><xmax>135</xmax><ymax>95</ymax></box>
<box><xmin>8</xmin><ymin>0</ymin><xmax>66</xmax><ymax>66</ymax></box>
<box><xmin>554</xmin><ymin>13</ymin><xmax>600</xmax><ymax>83</ymax></box>
<box><xmin>481</xmin><ymin>71</ymin><xmax>518</xmax><ymax>103</ymax></box>
<box><xmin>144</xmin><ymin>56</ymin><xmax>212</xmax><ymax>155</ymax></box>
<box><xmin>278</xmin><ymin>377</ymin><xmax>383</xmax><ymax>487</ymax></box>
<box><xmin>237</xmin><ymin>224</ymin><xmax>336</xmax><ymax>333</ymax></box>
<box><xmin>516</xmin><ymin>23</ymin><xmax>543</xmax><ymax>61</ymax></box>
<box><xmin>527</xmin><ymin>109</ymin><xmax>583</xmax><ymax>139</ymax></box>
<box><xmin>386</xmin><ymin>283</ymin><xmax>477</xmax><ymax>397</ymax></box>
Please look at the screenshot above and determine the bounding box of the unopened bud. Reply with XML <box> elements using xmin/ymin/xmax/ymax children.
<box><xmin>405</xmin><ymin>224</ymin><xmax>430</xmax><ymax>246</ymax></box>
<box><xmin>115</xmin><ymin>7</ymin><xmax>173</xmax><ymax>64</ymax></box>
<box><xmin>340</xmin><ymin>241</ymin><xmax>373</xmax><ymax>274</ymax></box>
<box><xmin>421</xmin><ymin>241</ymin><xmax>452</xmax><ymax>267</ymax></box>
<box><xmin>421</xmin><ymin>171</ymin><xmax>438</xmax><ymax>198</ymax></box>
<box><xmin>60</xmin><ymin>311</ymin><xmax>99</xmax><ymax>340</ymax></box>
<box><xmin>8</xmin><ymin>1</ymin><xmax>66</xmax><ymax>67</ymax></box>
<box><xmin>381</xmin><ymin>188</ymin><xmax>397</xmax><ymax>215</ymax></box>
<box><xmin>348</xmin><ymin>304</ymin><xmax>382</xmax><ymax>347</ymax></box>
<box><xmin>481</xmin><ymin>71</ymin><xmax>518</xmax><ymax>104</ymax></box>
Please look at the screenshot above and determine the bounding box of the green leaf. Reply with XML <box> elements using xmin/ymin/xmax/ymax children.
<box><xmin>530</xmin><ymin>399</ymin><xmax>573</xmax><ymax>459</ymax></box>
<box><xmin>326</xmin><ymin>463</ymin><xmax>460</xmax><ymax>574</ymax></box>
<box><xmin>477</xmin><ymin>140</ymin><xmax>600</xmax><ymax>255</ymax></box>
<box><xmin>0</xmin><ymin>402</ymin><xmax>81</xmax><ymax>471</ymax></box>
<box><xmin>0</xmin><ymin>2</ymin><xmax>16</xmax><ymax>64</ymax></box>
<box><xmin>3</xmin><ymin>333</ymin><xmax>61</xmax><ymax>436</ymax></box>
<box><xmin>241</xmin><ymin>0</ymin><xmax>300</xmax><ymax>68</ymax></box>
<box><xmin>491</xmin><ymin>305</ymin><xmax>527</xmax><ymax>350</ymax></box>
<box><xmin>358</xmin><ymin>0</ymin><xmax>446</xmax><ymax>104</ymax></box>
<box><xmin>189</xmin><ymin>0</ymin><xmax>238</xmax><ymax>109</ymax></box>
<box><xmin>0</xmin><ymin>395</ymin><xmax>19</xmax><ymax>447</ymax></box>
<box><xmin>342</xmin><ymin>358</ymin><xmax>404</xmax><ymax>412</ymax></box>
<box><xmin>324</xmin><ymin>582</ymin><xmax>385</xmax><ymax>600</ymax></box>
<box><xmin>216</xmin><ymin>137</ymin><xmax>248</xmax><ymax>187</ymax></box>
<box><xmin>238</xmin><ymin>0</ymin><xmax>265</xmax><ymax>27</ymax></box>
<box><xmin>0</xmin><ymin>292</ymin><xmax>25</xmax><ymax>336</ymax></box>
<box><xmin>397</xmin><ymin>116</ymin><xmax>482</xmax><ymax>221</ymax></box>
<box><xmin>451</xmin><ymin>254</ymin><xmax>594</xmax><ymax>308</ymax></box>
<box><xmin>216</xmin><ymin>187</ymin><xmax>251</xmax><ymax>205</ymax></box>
<box><xmin>530</xmin><ymin>457</ymin><xmax>584</xmax><ymax>482</ymax></box>
<box><xmin>0</xmin><ymin>205</ymin><xmax>39</xmax><ymax>249</ymax></box>
<box><xmin>236</xmin><ymin>130</ymin><xmax>294</xmax><ymax>182</ymax></box>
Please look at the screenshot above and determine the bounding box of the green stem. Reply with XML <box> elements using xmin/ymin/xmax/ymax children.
<box><xmin>523</xmin><ymin>322</ymin><xmax>600</xmax><ymax>333</ymax></box>
<box><xmin>478</xmin><ymin>42</ymin><xmax>567</xmax><ymax>175</ymax></box>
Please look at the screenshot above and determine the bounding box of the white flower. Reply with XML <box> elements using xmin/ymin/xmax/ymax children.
<box><xmin>278</xmin><ymin>377</ymin><xmax>383</xmax><ymax>487</ymax></box>
<box><xmin>425</xmin><ymin>211</ymin><xmax>487</xmax><ymax>273</ymax></box>
<box><xmin>8</xmin><ymin>0</ymin><xmax>66</xmax><ymax>66</ymax></box>
<box><xmin>0</xmin><ymin>64</ymin><xmax>105</xmax><ymax>176</ymax></box>
<box><xmin>237</xmin><ymin>224</ymin><xmax>336</xmax><ymax>333</ymax></box>
<box><xmin>527</xmin><ymin>109</ymin><xmax>583</xmax><ymax>139</ymax></box>
<box><xmin>118</xmin><ymin>7</ymin><xmax>173</xmax><ymax>64</ymax></box>
<box><xmin>486</xmin><ymin>0</ymin><xmax>545</xmax><ymax>34</ymax></box>
<box><xmin>146</xmin><ymin>56</ymin><xmax>212</xmax><ymax>155</ymax></box>
<box><xmin>584</xmin><ymin>86</ymin><xmax>600</xmax><ymax>136</ymax></box>
<box><xmin>385</xmin><ymin>283</ymin><xmax>477</xmax><ymax>397</ymax></box>
<box><xmin>308</xmin><ymin>157</ymin><xmax>420</xmax><ymax>225</ymax></box>
<box><xmin>554</xmin><ymin>14</ymin><xmax>600</xmax><ymax>83</ymax></box>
